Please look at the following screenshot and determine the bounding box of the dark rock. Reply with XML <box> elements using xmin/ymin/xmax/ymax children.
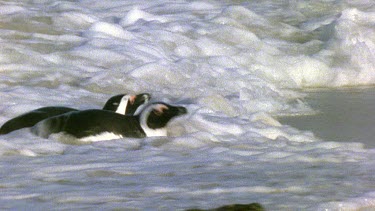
<box><xmin>186</xmin><ymin>203</ymin><xmax>265</xmax><ymax>211</ymax></box>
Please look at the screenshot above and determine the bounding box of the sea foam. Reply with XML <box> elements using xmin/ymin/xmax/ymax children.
<box><xmin>0</xmin><ymin>0</ymin><xmax>374</xmax><ymax>210</ymax></box>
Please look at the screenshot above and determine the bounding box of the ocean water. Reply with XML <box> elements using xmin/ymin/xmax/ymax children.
<box><xmin>0</xmin><ymin>0</ymin><xmax>374</xmax><ymax>210</ymax></box>
<box><xmin>279</xmin><ymin>87</ymin><xmax>375</xmax><ymax>149</ymax></box>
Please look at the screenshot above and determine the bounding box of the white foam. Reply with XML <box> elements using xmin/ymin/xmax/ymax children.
<box><xmin>188</xmin><ymin>2</ymin><xmax>217</xmax><ymax>10</ymax></box>
<box><xmin>195</xmin><ymin>37</ymin><xmax>236</xmax><ymax>56</ymax></box>
<box><xmin>87</xmin><ymin>22</ymin><xmax>135</xmax><ymax>40</ymax></box>
<box><xmin>70</xmin><ymin>47</ymin><xmax>126</xmax><ymax>66</ymax></box>
<box><xmin>120</xmin><ymin>8</ymin><xmax>168</xmax><ymax>26</ymax></box>
<box><xmin>129</xmin><ymin>62</ymin><xmax>186</xmax><ymax>86</ymax></box>
<box><xmin>286</xmin><ymin>55</ymin><xmax>335</xmax><ymax>87</ymax></box>
<box><xmin>198</xmin><ymin>95</ymin><xmax>239</xmax><ymax>117</ymax></box>
<box><xmin>188</xmin><ymin>113</ymin><xmax>244</xmax><ymax>136</ymax></box>
<box><xmin>53</xmin><ymin>12</ymin><xmax>98</xmax><ymax>28</ymax></box>
<box><xmin>327</xmin><ymin>8</ymin><xmax>375</xmax><ymax>86</ymax></box>
<box><xmin>317</xmin><ymin>191</ymin><xmax>375</xmax><ymax>210</ymax></box>
<box><xmin>0</xmin><ymin>5</ymin><xmax>25</xmax><ymax>15</ymax></box>
<box><xmin>1</xmin><ymin>0</ymin><xmax>375</xmax><ymax>210</ymax></box>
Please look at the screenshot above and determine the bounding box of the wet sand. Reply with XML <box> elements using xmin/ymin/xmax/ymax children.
<box><xmin>279</xmin><ymin>87</ymin><xmax>375</xmax><ymax>148</ymax></box>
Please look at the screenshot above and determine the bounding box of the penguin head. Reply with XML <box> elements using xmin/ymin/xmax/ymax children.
<box><xmin>102</xmin><ymin>93</ymin><xmax>151</xmax><ymax>115</ymax></box>
<box><xmin>127</xmin><ymin>93</ymin><xmax>151</xmax><ymax>115</ymax></box>
<box><xmin>141</xmin><ymin>102</ymin><xmax>187</xmax><ymax>132</ymax></box>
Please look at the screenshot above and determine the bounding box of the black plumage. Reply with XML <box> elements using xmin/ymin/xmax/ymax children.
<box><xmin>31</xmin><ymin>102</ymin><xmax>187</xmax><ymax>141</ymax></box>
<box><xmin>0</xmin><ymin>93</ymin><xmax>150</xmax><ymax>135</ymax></box>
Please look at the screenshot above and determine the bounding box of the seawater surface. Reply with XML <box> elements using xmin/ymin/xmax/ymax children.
<box><xmin>1</xmin><ymin>0</ymin><xmax>375</xmax><ymax>210</ymax></box>
<box><xmin>279</xmin><ymin>87</ymin><xmax>375</xmax><ymax>149</ymax></box>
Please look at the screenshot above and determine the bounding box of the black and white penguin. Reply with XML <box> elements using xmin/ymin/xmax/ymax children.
<box><xmin>31</xmin><ymin>102</ymin><xmax>187</xmax><ymax>142</ymax></box>
<box><xmin>0</xmin><ymin>93</ymin><xmax>151</xmax><ymax>135</ymax></box>
<box><xmin>102</xmin><ymin>93</ymin><xmax>151</xmax><ymax>115</ymax></box>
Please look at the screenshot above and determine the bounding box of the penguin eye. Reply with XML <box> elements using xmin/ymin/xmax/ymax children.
<box><xmin>129</xmin><ymin>95</ymin><xmax>136</xmax><ymax>105</ymax></box>
<box><xmin>153</xmin><ymin>105</ymin><xmax>168</xmax><ymax>116</ymax></box>
<box><xmin>153</xmin><ymin>109</ymin><xmax>163</xmax><ymax>116</ymax></box>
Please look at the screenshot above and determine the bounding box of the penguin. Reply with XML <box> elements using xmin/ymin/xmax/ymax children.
<box><xmin>31</xmin><ymin>102</ymin><xmax>187</xmax><ymax>142</ymax></box>
<box><xmin>102</xmin><ymin>93</ymin><xmax>150</xmax><ymax>115</ymax></box>
<box><xmin>0</xmin><ymin>93</ymin><xmax>151</xmax><ymax>135</ymax></box>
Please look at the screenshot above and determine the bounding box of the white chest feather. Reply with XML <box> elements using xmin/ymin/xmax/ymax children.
<box><xmin>139</xmin><ymin>106</ymin><xmax>168</xmax><ymax>137</ymax></box>
<box><xmin>79</xmin><ymin>132</ymin><xmax>123</xmax><ymax>142</ymax></box>
<box><xmin>115</xmin><ymin>97</ymin><xmax>129</xmax><ymax>115</ymax></box>
<box><xmin>141</xmin><ymin>127</ymin><xmax>167</xmax><ymax>137</ymax></box>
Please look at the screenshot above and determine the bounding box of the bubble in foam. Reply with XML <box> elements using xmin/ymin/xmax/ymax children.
<box><xmin>188</xmin><ymin>2</ymin><xmax>216</xmax><ymax>10</ymax></box>
<box><xmin>326</xmin><ymin>8</ymin><xmax>375</xmax><ymax>86</ymax></box>
<box><xmin>120</xmin><ymin>8</ymin><xmax>168</xmax><ymax>26</ymax></box>
<box><xmin>0</xmin><ymin>5</ymin><xmax>25</xmax><ymax>15</ymax></box>
<box><xmin>195</xmin><ymin>37</ymin><xmax>236</xmax><ymax>56</ymax></box>
<box><xmin>189</xmin><ymin>113</ymin><xmax>244</xmax><ymax>136</ymax></box>
<box><xmin>249</xmin><ymin>112</ymin><xmax>282</xmax><ymax>127</ymax></box>
<box><xmin>199</xmin><ymin>95</ymin><xmax>239</xmax><ymax>117</ymax></box>
<box><xmin>174</xmin><ymin>45</ymin><xmax>197</xmax><ymax>57</ymax></box>
<box><xmin>70</xmin><ymin>47</ymin><xmax>125</xmax><ymax>66</ymax></box>
<box><xmin>129</xmin><ymin>62</ymin><xmax>186</xmax><ymax>86</ymax></box>
<box><xmin>316</xmin><ymin>191</ymin><xmax>375</xmax><ymax>210</ymax></box>
<box><xmin>165</xmin><ymin>136</ymin><xmax>206</xmax><ymax>149</ymax></box>
<box><xmin>286</xmin><ymin>55</ymin><xmax>335</xmax><ymax>87</ymax></box>
<box><xmin>18</xmin><ymin>149</ymin><xmax>37</xmax><ymax>157</ymax></box>
<box><xmin>53</xmin><ymin>12</ymin><xmax>98</xmax><ymax>29</ymax></box>
<box><xmin>88</xmin><ymin>22</ymin><xmax>135</xmax><ymax>40</ymax></box>
<box><xmin>210</xmin><ymin>22</ymin><xmax>261</xmax><ymax>46</ymax></box>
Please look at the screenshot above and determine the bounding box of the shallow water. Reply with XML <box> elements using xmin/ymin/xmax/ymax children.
<box><xmin>1</xmin><ymin>0</ymin><xmax>375</xmax><ymax>210</ymax></box>
<box><xmin>279</xmin><ymin>87</ymin><xmax>375</xmax><ymax>149</ymax></box>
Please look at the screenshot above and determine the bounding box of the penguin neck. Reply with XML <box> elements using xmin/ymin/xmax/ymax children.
<box><xmin>115</xmin><ymin>98</ymin><xmax>129</xmax><ymax>115</ymax></box>
<box><xmin>133</xmin><ymin>103</ymin><xmax>147</xmax><ymax>116</ymax></box>
<box><xmin>138</xmin><ymin>112</ymin><xmax>167</xmax><ymax>137</ymax></box>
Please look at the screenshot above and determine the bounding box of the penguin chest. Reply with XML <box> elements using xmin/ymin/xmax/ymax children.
<box><xmin>79</xmin><ymin>132</ymin><xmax>123</xmax><ymax>142</ymax></box>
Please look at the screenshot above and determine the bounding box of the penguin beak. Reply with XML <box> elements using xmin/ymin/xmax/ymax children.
<box><xmin>156</xmin><ymin>104</ymin><xmax>187</xmax><ymax>117</ymax></box>
<box><xmin>142</xmin><ymin>93</ymin><xmax>151</xmax><ymax>102</ymax></box>
<box><xmin>174</xmin><ymin>106</ymin><xmax>188</xmax><ymax>116</ymax></box>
